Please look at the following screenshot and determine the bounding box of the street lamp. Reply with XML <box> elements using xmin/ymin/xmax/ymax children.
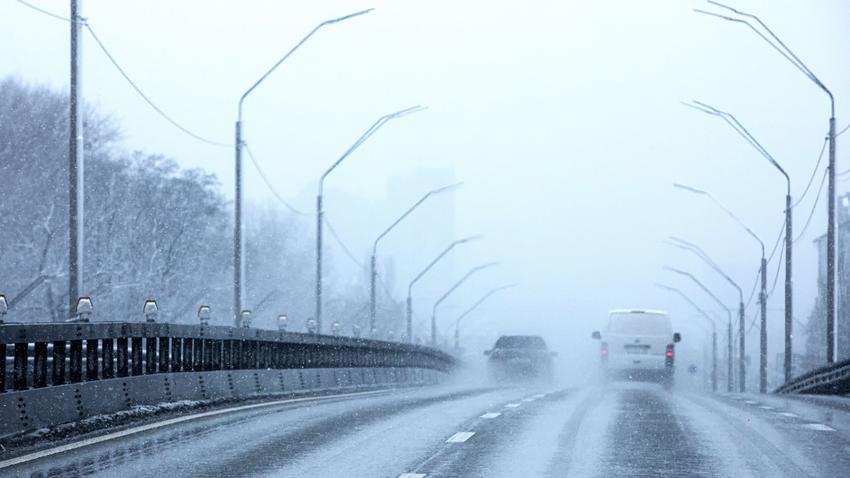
<box><xmin>683</xmin><ymin>100</ymin><xmax>792</xmax><ymax>384</ymax></box>
<box><xmin>662</xmin><ymin>268</ymin><xmax>733</xmax><ymax>392</ymax></box>
<box><xmin>430</xmin><ymin>262</ymin><xmax>499</xmax><ymax>346</ymax></box>
<box><xmin>315</xmin><ymin>106</ymin><xmax>425</xmax><ymax>334</ymax></box>
<box><xmin>674</xmin><ymin>183</ymin><xmax>768</xmax><ymax>393</ymax></box>
<box><xmin>452</xmin><ymin>284</ymin><xmax>517</xmax><ymax>350</ymax></box>
<box><xmin>232</xmin><ymin>8</ymin><xmax>373</xmax><ymax>327</ymax></box>
<box><xmin>370</xmin><ymin>182</ymin><xmax>463</xmax><ymax>333</ymax></box>
<box><xmin>698</xmin><ymin>0</ymin><xmax>837</xmax><ymax>369</ymax></box>
<box><xmin>406</xmin><ymin>235</ymin><xmax>482</xmax><ymax>342</ymax></box>
<box><xmin>667</xmin><ymin>237</ymin><xmax>745</xmax><ymax>392</ymax></box>
<box><xmin>655</xmin><ymin>283</ymin><xmax>718</xmax><ymax>392</ymax></box>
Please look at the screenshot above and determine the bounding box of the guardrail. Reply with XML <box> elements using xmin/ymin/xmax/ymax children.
<box><xmin>774</xmin><ymin>357</ymin><xmax>850</xmax><ymax>395</ymax></box>
<box><xmin>0</xmin><ymin>321</ymin><xmax>456</xmax><ymax>438</ymax></box>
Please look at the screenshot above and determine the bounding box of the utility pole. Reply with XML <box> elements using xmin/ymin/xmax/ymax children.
<box><xmin>369</xmin><ymin>183</ymin><xmax>462</xmax><ymax>333</ymax></box>
<box><xmin>738</xmin><ymin>300</ymin><xmax>745</xmax><ymax>392</ymax></box>
<box><xmin>696</xmin><ymin>0</ymin><xmax>837</xmax><ymax>375</ymax></box>
<box><xmin>760</xmin><ymin>256</ymin><xmax>767</xmax><ymax>393</ymax></box>
<box><xmin>827</xmin><ymin>116</ymin><xmax>836</xmax><ymax>364</ymax></box>
<box><xmin>68</xmin><ymin>0</ymin><xmax>84</xmax><ymax>318</ymax></box>
<box><xmin>673</xmin><ymin>183</ymin><xmax>768</xmax><ymax>392</ymax></box>
<box><xmin>316</xmin><ymin>106</ymin><xmax>424</xmax><ymax>333</ymax></box>
<box><xmin>232</xmin><ymin>8</ymin><xmax>373</xmax><ymax>327</ymax></box>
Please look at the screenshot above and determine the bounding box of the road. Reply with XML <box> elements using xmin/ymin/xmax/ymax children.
<box><xmin>3</xmin><ymin>380</ymin><xmax>850</xmax><ymax>477</ymax></box>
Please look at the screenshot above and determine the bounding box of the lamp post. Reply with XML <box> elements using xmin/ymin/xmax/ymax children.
<box><xmin>663</xmin><ymin>266</ymin><xmax>733</xmax><ymax>392</ymax></box>
<box><xmin>453</xmin><ymin>284</ymin><xmax>517</xmax><ymax>350</ymax></box>
<box><xmin>233</xmin><ymin>8</ymin><xmax>372</xmax><ymax>326</ymax></box>
<box><xmin>406</xmin><ymin>235</ymin><xmax>482</xmax><ymax>342</ymax></box>
<box><xmin>655</xmin><ymin>283</ymin><xmax>718</xmax><ymax>392</ymax></box>
<box><xmin>666</xmin><ymin>237</ymin><xmax>744</xmax><ymax>392</ymax></box>
<box><xmin>316</xmin><ymin>106</ymin><xmax>425</xmax><ymax>334</ymax></box>
<box><xmin>68</xmin><ymin>0</ymin><xmax>84</xmax><ymax>318</ymax></box>
<box><xmin>674</xmin><ymin>183</ymin><xmax>768</xmax><ymax>393</ymax></box>
<box><xmin>370</xmin><ymin>182</ymin><xmax>463</xmax><ymax>333</ymax></box>
<box><xmin>697</xmin><ymin>0</ymin><xmax>836</xmax><ymax>371</ymax></box>
<box><xmin>430</xmin><ymin>262</ymin><xmax>499</xmax><ymax>346</ymax></box>
<box><xmin>684</xmin><ymin>101</ymin><xmax>792</xmax><ymax>383</ymax></box>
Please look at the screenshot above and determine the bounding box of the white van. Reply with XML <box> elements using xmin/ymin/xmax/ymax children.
<box><xmin>591</xmin><ymin>309</ymin><xmax>681</xmax><ymax>384</ymax></box>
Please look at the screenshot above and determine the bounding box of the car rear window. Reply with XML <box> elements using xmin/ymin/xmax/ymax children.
<box><xmin>494</xmin><ymin>335</ymin><xmax>547</xmax><ymax>349</ymax></box>
<box><xmin>607</xmin><ymin>313</ymin><xmax>671</xmax><ymax>335</ymax></box>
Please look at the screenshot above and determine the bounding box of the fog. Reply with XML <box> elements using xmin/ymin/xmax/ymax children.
<box><xmin>3</xmin><ymin>0</ymin><xmax>850</xmax><ymax>390</ymax></box>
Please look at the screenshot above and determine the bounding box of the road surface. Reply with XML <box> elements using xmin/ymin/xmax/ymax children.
<box><xmin>3</xmin><ymin>381</ymin><xmax>850</xmax><ymax>477</ymax></box>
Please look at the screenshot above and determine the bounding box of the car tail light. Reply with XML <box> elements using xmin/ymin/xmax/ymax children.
<box><xmin>600</xmin><ymin>342</ymin><xmax>608</xmax><ymax>360</ymax></box>
<box><xmin>665</xmin><ymin>344</ymin><xmax>674</xmax><ymax>366</ymax></box>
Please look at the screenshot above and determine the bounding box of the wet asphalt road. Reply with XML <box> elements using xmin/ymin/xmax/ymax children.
<box><xmin>4</xmin><ymin>381</ymin><xmax>850</xmax><ymax>477</ymax></box>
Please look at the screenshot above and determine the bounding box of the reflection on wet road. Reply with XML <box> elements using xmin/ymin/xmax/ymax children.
<box><xmin>5</xmin><ymin>382</ymin><xmax>850</xmax><ymax>477</ymax></box>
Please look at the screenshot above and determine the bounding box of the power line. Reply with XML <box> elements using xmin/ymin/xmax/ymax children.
<box><xmin>768</xmin><ymin>237</ymin><xmax>784</xmax><ymax>297</ymax></box>
<box><xmin>793</xmin><ymin>166</ymin><xmax>828</xmax><ymax>245</ymax></box>
<box><xmin>766</xmin><ymin>219</ymin><xmax>784</xmax><ymax>264</ymax></box>
<box><xmin>17</xmin><ymin>0</ymin><xmax>233</xmax><ymax>148</ymax></box>
<box><xmin>323</xmin><ymin>216</ymin><xmax>365</xmax><ymax>269</ymax></box>
<box><xmin>243</xmin><ymin>144</ymin><xmax>309</xmax><ymax>216</ymax></box>
<box><xmin>84</xmin><ymin>23</ymin><xmax>232</xmax><ymax>148</ymax></box>
<box><xmin>16</xmin><ymin>0</ymin><xmax>70</xmax><ymax>22</ymax></box>
<box><xmin>791</xmin><ymin>137</ymin><xmax>827</xmax><ymax>208</ymax></box>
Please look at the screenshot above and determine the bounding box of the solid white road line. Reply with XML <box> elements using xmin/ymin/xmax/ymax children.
<box><xmin>446</xmin><ymin>432</ymin><xmax>476</xmax><ymax>443</ymax></box>
<box><xmin>505</xmin><ymin>403</ymin><xmax>521</xmax><ymax>408</ymax></box>
<box><xmin>802</xmin><ymin>423</ymin><xmax>836</xmax><ymax>432</ymax></box>
<box><xmin>480</xmin><ymin>412</ymin><xmax>501</xmax><ymax>419</ymax></box>
<box><xmin>0</xmin><ymin>389</ymin><xmax>391</xmax><ymax>470</ymax></box>
<box><xmin>398</xmin><ymin>474</ymin><xmax>426</xmax><ymax>478</ymax></box>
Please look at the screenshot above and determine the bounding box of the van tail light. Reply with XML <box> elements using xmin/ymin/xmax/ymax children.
<box><xmin>600</xmin><ymin>342</ymin><xmax>609</xmax><ymax>360</ymax></box>
<box><xmin>665</xmin><ymin>344</ymin><xmax>674</xmax><ymax>366</ymax></box>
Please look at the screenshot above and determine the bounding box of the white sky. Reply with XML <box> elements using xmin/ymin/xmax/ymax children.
<box><xmin>3</xmin><ymin>0</ymin><xmax>850</xmax><ymax>366</ymax></box>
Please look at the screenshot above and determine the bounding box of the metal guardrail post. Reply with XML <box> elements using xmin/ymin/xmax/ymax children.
<box><xmin>145</xmin><ymin>337</ymin><xmax>156</xmax><ymax>375</ymax></box>
<box><xmin>117</xmin><ymin>337</ymin><xmax>128</xmax><ymax>377</ymax></box>
<box><xmin>86</xmin><ymin>338</ymin><xmax>99</xmax><ymax>380</ymax></box>
<box><xmin>33</xmin><ymin>342</ymin><xmax>48</xmax><ymax>388</ymax></box>
<box><xmin>159</xmin><ymin>337</ymin><xmax>170</xmax><ymax>373</ymax></box>
<box><xmin>13</xmin><ymin>342</ymin><xmax>28</xmax><ymax>390</ymax></box>
<box><xmin>69</xmin><ymin>339</ymin><xmax>83</xmax><ymax>383</ymax></box>
<box><xmin>171</xmin><ymin>338</ymin><xmax>182</xmax><ymax>372</ymax></box>
<box><xmin>102</xmin><ymin>338</ymin><xmax>114</xmax><ymax>379</ymax></box>
<box><xmin>183</xmin><ymin>338</ymin><xmax>193</xmax><ymax>372</ymax></box>
<box><xmin>131</xmin><ymin>337</ymin><xmax>142</xmax><ymax>376</ymax></box>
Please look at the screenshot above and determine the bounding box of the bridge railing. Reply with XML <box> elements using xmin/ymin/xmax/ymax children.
<box><xmin>774</xmin><ymin>357</ymin><xmax>850</xmax><ymax>395</ymax></box>
<box><xmin>0</xmin><ymin>322</ymin><xmax>455</xmax><ymax>393</ymax></box>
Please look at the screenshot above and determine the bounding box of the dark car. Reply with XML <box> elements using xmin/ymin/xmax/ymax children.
<box><xmin>485</xmin><ymin>335</ymin><xmax>556</xmax><ymax>382</ymax></box>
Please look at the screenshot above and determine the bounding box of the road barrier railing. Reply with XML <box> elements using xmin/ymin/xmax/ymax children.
<box><xmin>774</xmin><ymin>357</ymin><xmax>850</xmax><ymax>395</ymax></box>
<box><xmin>0</xmin><ymin>321</ymin><xmax>456</xmax><ymax>438</ymax></box>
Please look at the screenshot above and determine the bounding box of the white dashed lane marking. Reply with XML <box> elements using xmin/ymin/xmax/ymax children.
<box><xmin>778</xmin><ymin>412</ymin><xmax>799</xmax><ymax>418</ymax></box>
<box><xmin>398</xmin><ymin>474</ymin><xmax>426</xmax><ymax>478</ymax></box>
<box><xmin>446</xmin><ymin>432</ymin><xmax>476</xmax><ymax>443</ymax></box>
<box><xmin>744</xmin><ymin>400</ymin><xmax>758</xmax><ymax>405</ymax></box>
<box><xmin>802</xmin><ymin>423</ymin><xmax>836</xmax><ymax>432</ymax></box>
<box><xmin>480</xmin><ymin>412</ymin><xmax>501</xmax><ymax>419</ymax></box>
<box><xmin>759</xmin><ymin>406</ymin><xmax>775</xmax><ymax>410</ymax></box>
<box><xmin>532</xmin><ymin>394</ymin><xmax>545</xmax><ymax>399</ymax></box>
<box><xmin>505</xmin><ymin>403</ymin><xmax>521</xmax><ymax>408</ymax></box>
<box><xmin>522</xmin><ymin>398</ymin><xmax>535</xmax><ymax>402</ymax></box>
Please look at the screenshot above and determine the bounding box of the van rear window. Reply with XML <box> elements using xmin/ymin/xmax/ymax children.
<box><xmin>494</xmin><ymin>335</ymin><xmax>547</xmax><ymax>349</ymax></box>
<box><xmin>607</xmin><ymin>313</ymin><xmax>671</xmax><ymax>335</ymax></box>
